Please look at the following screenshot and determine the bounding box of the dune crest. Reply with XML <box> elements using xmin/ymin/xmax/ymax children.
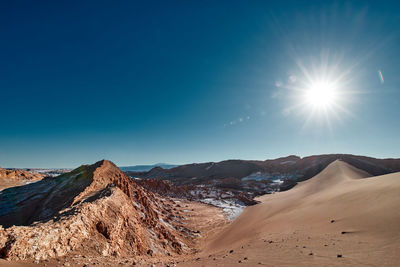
<box><xmin>201</xmin><ymin>160</ymin><xmax>400</xmax><ymax>266</ymax></box>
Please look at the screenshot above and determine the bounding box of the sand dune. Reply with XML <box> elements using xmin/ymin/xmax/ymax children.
<box><xmin>2</xmin><ymin>160</ymin><xmax>399</xmax><ymax>266</ymax></box>
<box><xmin>185</xmin><ymin>160</ymin><xmax>400</xmax><ymax>266</ymax></box>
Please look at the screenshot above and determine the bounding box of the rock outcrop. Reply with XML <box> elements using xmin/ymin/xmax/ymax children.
<box><xmin>0</xmin><ymin>160</ymin><xmax>192</xmax><ymax>261</ymax></box>
<box><xmin>0</xmin><ymin>168</ymin><xmax>44</xmax><ymax>191</ymax></box>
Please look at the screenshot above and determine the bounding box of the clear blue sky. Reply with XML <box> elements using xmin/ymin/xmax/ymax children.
<box><xmin>1</xmin><ymin>1</ymin><xmax>399</xmax><ymax>168</ymax></box>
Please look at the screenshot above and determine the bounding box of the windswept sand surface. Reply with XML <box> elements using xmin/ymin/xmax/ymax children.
<box><xmin>2</xmin><ymin>160</ymin><xmax>400</xmax><ymax>266</ymax></box>
<box><xmin>178</xmin><ymin>160</ymin><xmax>400</xmax><ymax>266</ymax></box>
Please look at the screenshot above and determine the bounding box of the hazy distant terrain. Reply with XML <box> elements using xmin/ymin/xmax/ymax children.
<box><xmin>120</xmin><ymin>163</ymin><xmax>178</xmax><ymax>172</ymax></box>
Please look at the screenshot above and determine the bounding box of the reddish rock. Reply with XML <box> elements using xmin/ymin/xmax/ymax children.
<box><xmin>0</xmin><ymin>160</ymin><xmax>193</xmax><ymax>261</ymax></box>
<box><xmin>0</xmin><ymin>167</ymin><xmax>44</xmax><ymax>191</ymax></box>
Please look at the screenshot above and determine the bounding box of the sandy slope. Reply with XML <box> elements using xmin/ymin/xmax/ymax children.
<box><xmin>0</xmin><ymin>260</ymin><xmax>38</xmax><ymax>267</ymax></box>
<box><xmin>2</xmin><ymin>160</ymin><xmax>400</xmax><ymax>266</ymax></box>
<box><xmin>180</xmin><ymin>160</ymin><xmax>400</xmax><ymax>266</ymax></box>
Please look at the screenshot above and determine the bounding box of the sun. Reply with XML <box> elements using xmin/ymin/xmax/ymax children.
<box><xmin>305</xmin><ymin>80</ymin><xmax>338</xmax><ymax>109</ymax></box>
<box><xmin>277</xmin><ymin>56</ymin><xmax>357</xmax><ymax>129</ymax></box>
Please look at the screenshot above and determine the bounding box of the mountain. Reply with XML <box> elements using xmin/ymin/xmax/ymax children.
<box><xmin>124</xmin><ymin>154</ymin><xmax>400</xmax><ymax>210</ymax></box>
<box><xmin>0</xmin><ymin>160</ymin><xmax>194</xmax><ymax>261</ymax></box>
<box><xmin>0</xmin><ymin>167</ymin><xmax>45</xmax><ymax>191</ymax></box>
<box><xmin>1</xmin><ymin>159</ymin><xmax>400</xmax><ymax>266</ymax></box>
<box><xmin>130</xmin><ymin>154</ymin><xmax>400</xmax><ymax>183</ymax></box>
<box><xmin>120</xmin><ymin>163</ymin><xmax>178</xmax><ymax>172</ymax></box>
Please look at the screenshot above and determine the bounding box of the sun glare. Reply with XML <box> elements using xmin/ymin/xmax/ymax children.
<box><xmin>278</xmin><ymin>57</ymin><xmax>357</xmax><ymax>129</ymax></box>
<box><xmin>305</xmin><ymin>81</ymin><xmax>337</xmax><ymax>109</ymax></box>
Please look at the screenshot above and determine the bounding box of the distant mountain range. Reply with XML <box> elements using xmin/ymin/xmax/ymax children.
<box><xmin>124</xmin><ymin>154</ymin><xmax>400</xmax><ymax>213</ymax></box>
<box><xmin>119</xmin><ymin>163</ymin><xmax>178</xmax><ymax>172</ymax></box>
<box><xmin>128</xmin><ymin>154</ymin><xmax>400</xmax><ymax>185</ymax></box>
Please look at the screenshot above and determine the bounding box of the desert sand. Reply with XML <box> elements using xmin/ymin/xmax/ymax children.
<box><xmin>1</xmin><ymin>160</ymin><xmax>400</xmax><ymax>266</ymax></box>
<box><xmin>176</xmin><ymin>160</ymin><xmax>400</xmax><ymax>266</ymax></box>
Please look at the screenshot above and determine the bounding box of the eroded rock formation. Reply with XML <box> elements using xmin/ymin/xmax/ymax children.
<box><xmin>0</xmin><ymin>160</ymin><xmax>193</xmax><ymax>261</ymax></box>
<box><xmin>0</xmin><ymin>168</ymin><xmax>44</xmax><ymax>191</ymax></box>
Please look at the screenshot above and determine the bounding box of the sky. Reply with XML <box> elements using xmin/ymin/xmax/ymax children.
<box><xmin>1</xmin><ymin>1</ymin><xmax>399</xmax><ymax>168</ymax></box>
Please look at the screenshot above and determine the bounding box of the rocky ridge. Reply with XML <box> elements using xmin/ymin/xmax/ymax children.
<box><xmin>0</xmin><ymin>160</ymin><xmax>195</xmax><ymax>261</ymax></box>
<box><xmin>0</xmin><ymin>168</ymin><xmax>44</xmax><ymax>191</ymax></box>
